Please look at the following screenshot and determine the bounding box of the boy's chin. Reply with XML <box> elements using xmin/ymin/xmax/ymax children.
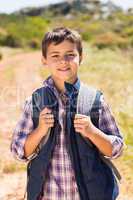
<box><xmin>52</xmin><ymin>74</ymin><xmax>77</xmax><ymax>84</ymax></box>
<box><xmin>60</xmin><ymin>76</ymin><xmax>75</xmax><ymax>83</ymax></box>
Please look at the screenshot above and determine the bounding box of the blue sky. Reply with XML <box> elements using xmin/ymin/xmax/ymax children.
<box><xmin>0</xmin><ymin>0</ymin><xmax>133</xmax><ymax>14</ymax></box>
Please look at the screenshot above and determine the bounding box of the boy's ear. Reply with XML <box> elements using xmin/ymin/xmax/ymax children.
<box><xmin>79</xmin><ymin>54</ymin><xmax>83</xmax><ymax>64</ymax></box>
<box><xmin>41</xmin><ymin>56</ymin><xmax>47</xmax><ymax>66</ymax></box>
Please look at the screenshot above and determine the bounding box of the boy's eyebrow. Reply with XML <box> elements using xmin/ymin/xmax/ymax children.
<box><xmin>66</xmin><ymin>50</ymin><xmax>76</xmax><ymax>53</ymax></box>
<box><xmin>49</xmin><ymin>50</ymin><xmax>75</xmax><ymax>55</ymax></box>
<box><xmin>49</xmin><ymin>51</ymin><xmax>60</xmax><ymax>54</ymax></box>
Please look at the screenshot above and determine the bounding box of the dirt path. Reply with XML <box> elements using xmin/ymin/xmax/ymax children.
<box><xmin>0</xmin><ymin>172</ymin><xmax>26</xmax><ymax>200</ymax></box>
<box><xmin>0</xmin><ymin>50</ymin><xmax>43</xmax><ymax>200</ymax></box>
<box><xmin>0</xmin><ymin>50</ymin><xmax>43</xmax><ymax>132</ymax></box>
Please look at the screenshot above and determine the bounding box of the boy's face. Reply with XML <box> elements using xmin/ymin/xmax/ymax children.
<box><xmin>42</xmin><ymin>40</ymin><xmax>82</xmax><ymax>84</ymax></box>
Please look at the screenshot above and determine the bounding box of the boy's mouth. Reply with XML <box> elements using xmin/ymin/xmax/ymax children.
<box><xmin>58</xmin><ymin>68</ymin><xmax>70</xmax><ymax>72</ymax></box>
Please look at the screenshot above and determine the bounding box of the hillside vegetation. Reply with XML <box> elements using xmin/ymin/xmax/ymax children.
<box><xmin>0</xmin><ymin>0</ymin><xmax>133</xmax><ymax>50</ymax></box>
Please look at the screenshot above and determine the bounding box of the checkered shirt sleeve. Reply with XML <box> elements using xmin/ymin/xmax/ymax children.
<box><xmin>99</xmin><ymin>95</ymin><xmax>124</xmax><ymax>159</ymax></box>
<box><xmin>10</xmin><ymin>97</ymin><xmax>34</xmax><ymax>162</ymax></box>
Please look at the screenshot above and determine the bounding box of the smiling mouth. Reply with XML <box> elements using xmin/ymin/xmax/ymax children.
<box><xmin>58</xmin><ymin>68</ymin><xmax>70</xmax><ymax>71</ymax></box>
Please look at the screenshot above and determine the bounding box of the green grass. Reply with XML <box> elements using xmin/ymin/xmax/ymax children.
<box><xmin>2</xmin><ymin>162</ymin><xmax>26</xmax><ymax>174</ymax></box>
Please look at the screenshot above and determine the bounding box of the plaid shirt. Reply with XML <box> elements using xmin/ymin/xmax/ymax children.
<box><xmin>11</xmin><ymin>76</ymin><xmax>123</xmax><ymax>200</ymax></box>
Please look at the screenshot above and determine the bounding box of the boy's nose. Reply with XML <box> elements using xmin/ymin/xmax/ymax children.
<box><xmin>59</xmin><ymin>55</ymin><xmax>69</xmax><ymax>63</ymax></box>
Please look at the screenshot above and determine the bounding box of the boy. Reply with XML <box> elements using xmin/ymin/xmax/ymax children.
<box><xmin>11</xmin><ymin>27</ymin><xmax>123</xmax><ymax>200</ymax></box>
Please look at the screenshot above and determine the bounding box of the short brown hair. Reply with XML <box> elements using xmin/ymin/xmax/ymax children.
<box><xmin>42</xmin><ymin>27</ymin><xmax>82</xmax><ymax>58</ymax></box>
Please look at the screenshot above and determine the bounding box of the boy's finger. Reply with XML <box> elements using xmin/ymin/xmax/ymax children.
<box><xmin>74</xmin><ymin>118</ymin><xmax>84</xmax><ymax>121</ymax></box>
<box><xmin>75</xmin><ymin>114</ymin><xmax>86</xmax><ymax>119</ymax></box>
<box><xmin>41</xmin><ymin>107</ymin><xmax>52</xmax><ymax>114</ymax></box>
<box><xmin>41</xmin><ymin>114</ymin><xmax>54</xmax><ymax>119</ymax></box>
<box><xmin>74</xmin><ymin>122</ymin><xmax>84</xmax><ymax>126</ymax></box>
<box><xmin>74</xmin><ymin>124</ymin><xmax>83</xmax><ymax>128</ymax></box>
<box><xmin>74</xmin><ymin>118</ymin><xmax>85</xmax><ymax>123</ymax></box>
<box><xmin>45</xmin><ymin>118</ymin><xmax>54</xmax><ymax>123</ymax></box>
<box><xmin>75</xmin><ymin>116</ymin><xmax>90</xmax><ymax>122</ymax></box>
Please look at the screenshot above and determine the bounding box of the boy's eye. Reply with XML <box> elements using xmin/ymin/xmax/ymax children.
<box><xmin>65</xmin><ymin>54</ymin><xmax>76</xmax><ymax>60</ymax></box>
<box><xmin>52</xmin><ymin>55</ymin><xmax>59</xmax><ymax>58</ymax></box>
<box><xmin>67</xmin><ymin>54</ymin><xmax>75</xmax><ymax>57</ymax></box>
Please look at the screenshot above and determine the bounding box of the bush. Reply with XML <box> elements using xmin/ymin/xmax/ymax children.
<box><xmin>86</xmin><ymin>22</ymin><xmax>103</xmax><ymax>35</ymax></box>
<box><xmin>0</xmin><ymin>52</ymin><xmax>2</xmax><ymax>60</ymax></box>
<box><xmin>3</xmin><ymin>17</ymin><xmax>49</xmax><ymax>48</ymax></box>
<box><xmin>82</xmin><ymin>32</ymin><xmax>92</xmax><ymax>41</ymax></box>
<box><xmin>3</xmin><ymin>34</ymin><xmax>22</xmax><ymax>47</ymax></box>
<box><xmin>0</xmin><ymin>28</ymin><xmax>7</xmax><ymax>46</ymax></box>
<box><xmin>92</xmin><ymin>32</ymin><xmax>128</xmax><ymax>49</ymax></box>
<box><xmin>123</xmin><ymin>27</ymin><xmax>133</xmax><ymax>37</ymax></box>
<box><xmin>28</xmin><ymin>38</ymin><xmax>40</xmax><ymax>49</ymax></box>
<box><xmin>130</xmin><ymin>37</ymin><xmax>133</xmax><ymax>47</ymax></box>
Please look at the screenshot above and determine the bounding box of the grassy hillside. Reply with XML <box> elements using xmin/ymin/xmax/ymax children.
<box><xmin>0</xmin><ymin>1</ymin><xmax>133</xmax><ymax>50</ymax></box>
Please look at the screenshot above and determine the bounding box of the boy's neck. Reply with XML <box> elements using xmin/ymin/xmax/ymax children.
<box><xmin>52</xmin><ymin>76</ymin><xmax>77</xmax><ymax>93</ymax></box>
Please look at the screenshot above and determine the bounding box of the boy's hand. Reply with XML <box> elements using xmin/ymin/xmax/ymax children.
<box><xmin>38</xmin><ymin>107</ymin><xmax>54</xmax><ymax>135</ymax></box>
<box><xmin>74</xmin><ymin>114</ymin><xmax>94</xmax><ymax>138</ymax></box>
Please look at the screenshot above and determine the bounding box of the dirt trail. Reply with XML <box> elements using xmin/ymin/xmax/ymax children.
<box><xmin>0</xmin><ymin>51</ymin><xmax>42</xmax><ymax>132</ymax></box>
<box><xmin>0</xmin><ymin>172</ymin><xmax>26</xmax><ymax>200</ymax></box>
<box><xmin>0</xmin><ymin>50</ymin><xmax>42</xmax><ymax>200</ymax></box>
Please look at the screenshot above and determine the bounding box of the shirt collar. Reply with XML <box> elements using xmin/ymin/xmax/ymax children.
<box><xmin>43</xmin><ymin>76</ymin><xmax>80</xmax><ymax>96</ymax></box>
<box><xmin>73</xmin><ymin>77</ymin><xmax>80</xmax><ymax>90</ymax></box>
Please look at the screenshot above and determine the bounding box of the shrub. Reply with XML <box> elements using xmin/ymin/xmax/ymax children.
<box><xmin>28</xmin><ymin>38</ymin><xmax>40</xmax><ymax>49</ymax></box>
<box><xmin>92</xmin><ymin>32</ymin><xmax>128</xmax><ymax>49</ymax></box>
<box><xmin>4</xmin><ymin>17</ymin><xmax>49</xmax><ymax>48</ymax></box>
<box><xmin>0</xmin><ymin>52</ymin><xmax>2</xmax><ymax>60</ymax></box>
<box><xmin>2</xmin><ymin>162</ymin><xmax>26</xmax><ymax>173</ymax></box>
<box><xmin>123</xmin><ymin>27</ymin><xmax>133</xmax><ymax>37</ymax></box>
<box><xmin>0</xmin><ymin>28</ymin><xmax>7</xmax><ymax>46</ymax></box>
<box><xmin>3</xmin><ymin>34</ymin><xmax>22</xmax><ymax>47</ymax></box>
<box><xmin>86</xmin><ymin>22</ymin><xmax>103</xmax><ymax>35</ymax></box>
<box><xmin>82</xmin><ymin>32</ymin><xmax>93</xmax><ymax>41</ymax></box>
<box><xmin>130</xmin><ymin>37</ymin><xmax>133</xmax><ymax>47</ymax></box>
